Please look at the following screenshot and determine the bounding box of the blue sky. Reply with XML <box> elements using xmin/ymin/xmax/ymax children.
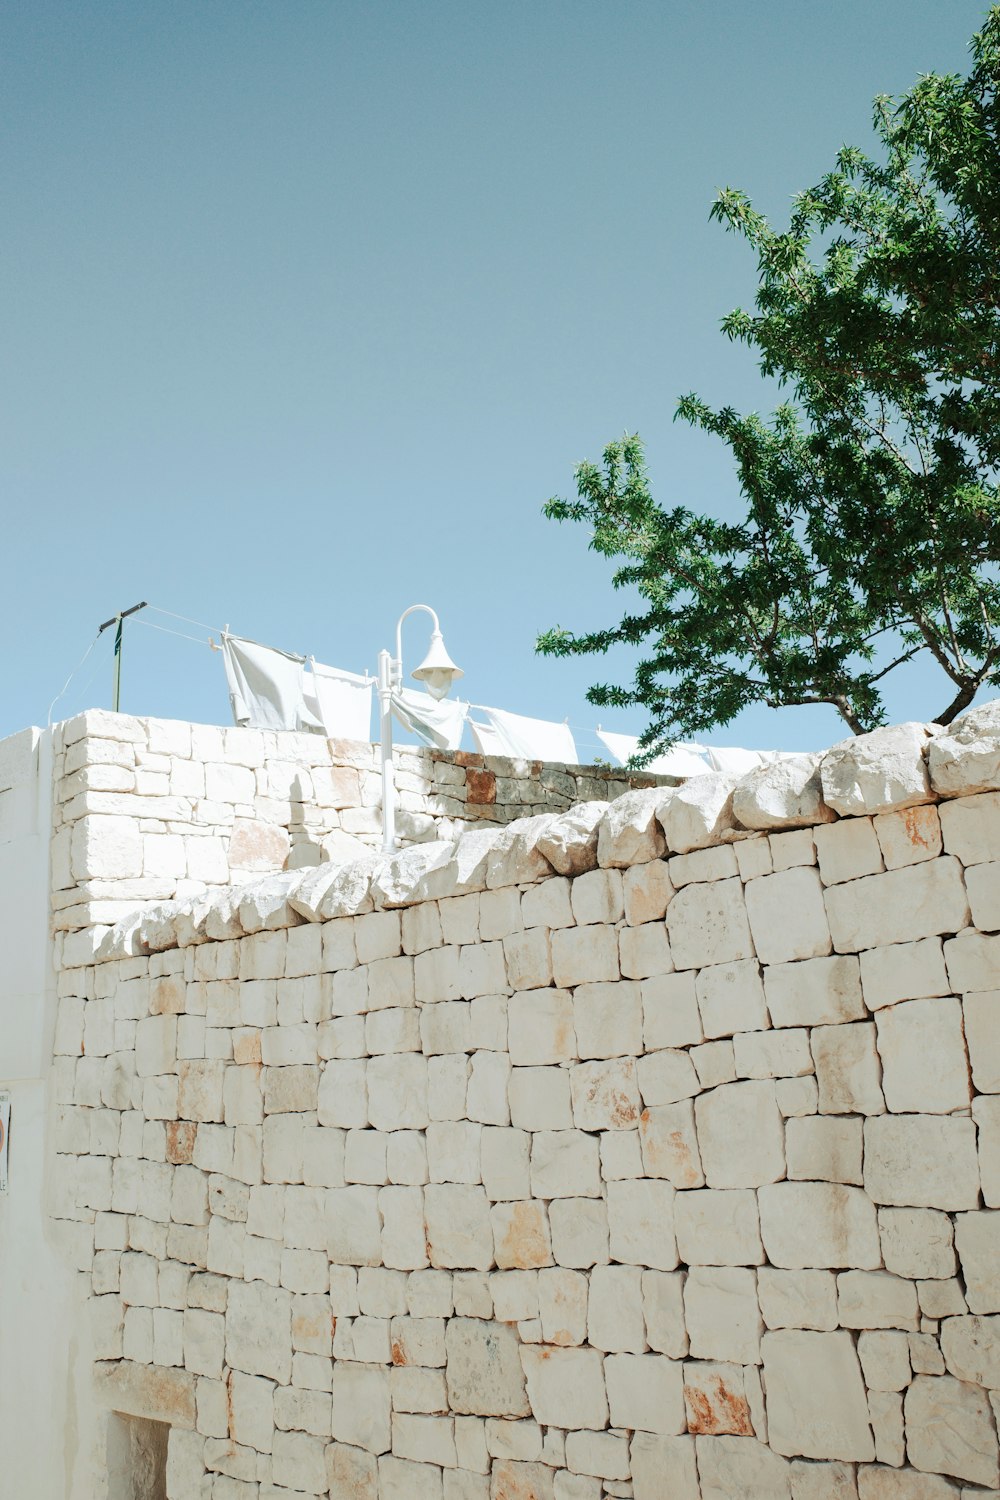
<box><xmin>1</xmin><ymin>1</ymin><xmax>990</xmax><ymax>756</ymax></box>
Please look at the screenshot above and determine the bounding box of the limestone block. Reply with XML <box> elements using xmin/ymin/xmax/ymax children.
<box><xmin>606</xmin><ymin>1179</ymin><xmax>678</xmax><ymax>1270</ymax></box>
<box><xmin>745</xmin><ymin>867</ymin><xmax>832</xmax><ymax>964</ymax></box>
<box><xmin>326</xmin><ymin>1185</ymin><xmax>382</xmax><ymax>1266</ymax></box>
<box><xmin>763</xmin><ymin>1329</ymin><xmax>874</xmax><ymax>1461</ymax></box>
<box><xmin>178</xmin><ymin>1059</ymin><xmax>226</xmax><ymax>1123</ymax></box>
<box><xmin>311</xmin><ymin>856</ymin><xmax>379</xmax><ymax>921</ymax></box>
<box><xmin>570</xmin><ymin>868</ymin><xmax>624</xmax><ymax>927</ymax></box>
<box><xmin>733</xmin><ymin>1027</ymin><xmax>812</xmax><ymax>1079</ymax></box>
<box><xmin>874</xmin><ymin>805</ymin><xmax>942</xmax><ymax>871</ymax></box>
<box><xmin>135</xmin><ymin>1014</ymin><xmax>177</xmax><ymax>1077</ymax></box>
<box><xmin>481</xmin><ymin>1128</ymin><xmax>531</xmax><ymax>1202</ymax></box>
<box><xmin>424</xmin><ymin>1185</ymin><xmax>494</xmax><ymax>1271</ymax></box>
<box><xmin>695</xmin><ymin>959</ymin><xmax>768</xmax><ymax>1039</ymax></box>
<box><xmin>904</xmin><ymin>1375</ymin><xmax>1000</xmax><ymax>1489</ymax></box>
<box><xmin>638</xmin><ymin>1099</ymin><xmax>704</xmax><ymax>1188</ymax></box>
<box><xmin>939</xmin><ymin>789</ymin><xmax>1000</xmax><ymax>870</ymax></box>
<box><xmin>837</xmin><ymin>1270</ymin><xmax>919</xmax><ymax>1330</ymax></box>
<box><xmin>72</xmin><ymin>813</ymin><xmax>143</xmax><ymax>881</ymax></box>
<box><xmin>821</xmin><ymin>722</ymin><xmax>933</xmax><ymax>816</ymax></box>
<box><xmin>864</xmin><ymin>1117</ymin><xmax>980</xmax><ymax>1210</ymax></box>
<box><xmin>856</xmin><ymin>1469</ymin><xmax>960</xmax><ymax>1499</ymax></box>
<box><xmin>545</xmin><ymin>1197</ymin><xmax>609</xmax><ymax>1269</ymax></box>
<box><xmin>636</xmin><ymin>1047</ymin><xmax>700</xmax><ymax>1104</ymax></box>
<box><xmin>623</xmin><ymin>859</ymin><xmax>675</xmax><ymax>926</ymax></box>
<box><xmin>572</xmin><ymin>981</ymin><xmax>642</xmax><ymax>1060</ymax></box>
<box><xmin>326</xmin><ymin>1439</ymin><xmax>378</xmax><ymax>1497</ymax></box>
<box><xmin>695</xmin><ymin>1434</ymin><xmax>791</xmax><ymax>1498</ymax></box>
<box><xmin>530</xmin><ymin>1131</ymin><xmax>601</xmax><ymax>1199</ymax></box>
<box><xmin>857</xmin><ymin>1329</ymin><xmax>912</xmax><ymax>1392</ymax></box>
<box><xmin>876</xmin><ymin>997</ymin><xmax>970</xmax><ymax>1113</ymax></box>
<box><xmin>329</xmin><ymin>1361</ymin><xmax>391</xmax><ymax>1453</ymax></box>
<box><xmin>596</xmin><ymin>788</ymin><xmax>670</xmax><ymax>867</ymax></box>
<box><xmin>520</xmin><ymin>1345</ymin><xmax>608</xmax><ymax>1430</ymax></box>
<box><xmin>682</xmin><ymin>1361</ymin><xmax>754</xmax><ymax>1436</ymax></box>
<box><xmin>536</xmin><ymin>1267</ymin><xmax>587</xmax><ymax>1349</ymax></box>
<box><xmin>371</xmin><ymin>840</ymin><xmax>455</xmax><ymax>908</ymax></box>
<box><xmin>367</xmin><ymin>1054</ymin><xmax>428</xmax><ymax>1131</ymax></box>
<box><xmin>940</xmin><ymin>1313</ymin><xmax>1000</xmax><ymax>1388</ymax></box>
<box><xmin>587</xmin><ymin>1263</ymin><xmax>645</xmax><ymax>1353</ymax></box>
<box><xmin>503</xmin><ymin>928</ymin><xmax>553</xmax><ymax>991</ymax></box>
<box><xmin>973</xmin><ymin>1094</ymin><xmax>1000</xmax><ymax>1208</ymax></box>
<box><xmin>814</xmin><ymin>818</ymin><xmax>884</xmax><ymax>886</ymax></box>
<box><xmin>786</xmin><ymin>1117</ymin><xmax>863</xmax><ymax>1186</ymax></box>
<box><xmin>878</xmin><ymin>1207</ymin><xmax>956</xmax><ymax>1281</ymax></box>
<box><xmin>826</xmin><ymin>858</ymin><xmax>970</xmax><ymax>954</ymax></box>
<box><xmin>317</xmin><ymin>1059</ymin><xmax>367</xmax><ymax>1129</ymax></box>
<box><xmin>467</xmin><ymin>1051</ymin><xmax>512</xmax><ymax>1127</ymax></box>
<box><xmin>642</xmin><ymin>972</ymin><xmax>703</xmax><ymax>1050</ymax></box>
<box><xmin>927</xmin><ymin>699</ymin><xmax>1000</xmax><ymax>795</ymax></box>
<box><xmin>764</xmin><ymin>954</ymin><xmax>865</xmax><ymax>1029</ymax></box>
<box><xmin>685</xmin><ymin>1266</ymin><xmax>761</xmax><ymax>1364</ymax></box>
<box><xmin>860</xmin><ymin>938</ymin><xmax>951</xmax><ymax>1008</ymax></box>
<box><xmin>427</xmin><ymin>1120</ymin><xmax>481</xmax><ymax>1184</ymax></box>
<box><xmin>225</xmin><ymin>1279</ymin><xmax>291</xmax><ymax>1384</ymax></box>
<box><xmin>444</xmin><ymin>1318</ymin><xmax>529</xmax><ymax>1417</ymax></box>
<box><xmin>694</xmin><ymin>1080</ymin><xmax>785</xmax><ymax>1188</ymax></box>
<box><xmin>550</xmin><ymin>925</ymin><xmax>619</xmax><ymax>988</ymax></box>
<box><xmin>534</xmin><ymin>800</ymin><xmax>606</xmax><ymax>876</ymax></box>
<box><xmin>630</xmin><ymin>1433</ymin><xmax>700</xmax><ymax>1500</ymax></box>
<box><xmin>507</xmin><ymin>990</ymin><xmax>576</xmax><ymax>1066</ymax></box>
<box><xmin>605</xmin><ymin>1352</ymin><xmax>685</xmax><ymax>1435</ymax></box>
<box><xmin>642</xmin><ymin>1269</ymin><xmax>688</xmax><ymax>1357</ymax></box>
<box><xmin>491</xmin><ymin>1200</ymin><xmax>552</xmax><ymax>1270</ymax></box>
<box><xmin>508</xmin><ymin>1066</ymin><xmax>572</xmax><ymax>1131</ymax></box>
<box><xmin>660</xmin><ymin>773</ymin><xmax>739</xmax><ymax>854</ymax></box>
<box><xmin>812</xmin><ymin>1022</ymin><xmax>885</xmax><ymax>1116</ymax></box>
<box><xmin>733</xmin><ymin>754</ymin><xmax>834</xmax><ymax>831</ymax></box>
<box><xmin>964</xmin><ymin>991</ymin><xmax>1000</xmax><ymax>1094</ymax></box>
<box><xmin>569</xmin><ymin>1059</ymin><xmax>641</xmax><ymax>1131</ymax></box>
<box><xmin>485</xmin><ymin>815</ymin><xmax>556</xmax><ymax>889</ymax></box>
<box><xmin>674</xmin><ymin>1189</ymin><xmax>763</xmax><ymax>1266</ymax></box>
<box><xmin>667</xmin><ymin>879</ymin><xmax>755</xmax><ymax>971</ymax></box>
<box><xmin>757</xmin><ymin>1268</ymin><xmax>838</xmax><ymax>1331</ymax></box>
<box><xmin>619</xmin><ymin>920</ymin><xmax>674</xmax><ymax>980</ymax></box>
<box><xmin>758</xmin><ymin>1184</ymin><xmax>881</xmax><ymax>1270</ymax></box>
<box><xmin>227</xmin><ymin>1369</ymin><xmax>275</xmax><ymax>1452</ymax></box>
<box><xmin>966</xmin><ymin>859</ymin><xmax>1000</xmax><ymax>932</ymax></box>
<box><xmin>945</xmin><ymin>929</ymin><xmax>1000</xmax><ymax>995</ymax></box>
<box><xmin>671</xmin><ymin>843</ymin><xmax>739</xmax><ymax>886</ymax></box>
<box><xmin>955</xmin><ymin>1212</ymin><xmax>1000</xmax><ymax>1314</ymax></box>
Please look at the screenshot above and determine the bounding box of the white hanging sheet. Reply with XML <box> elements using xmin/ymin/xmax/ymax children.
<box><xmin>468</xmin><ymin>718</ymin><xmax>511</xmax><ymax>757</ymax></box>
<box><xmin>307</xmin><ymin>659</ymin><xmax>374</xmax><ymax>742</ymax></box>
<box><xmin>221</xmin><ymin>633</ymin><xmax>323</xmax><ymax>733</ymax></box>
<box><xmin>390</xmin><ymin>688</ymin><xmax>468</xmax><ymax>751</ymax></box>
<box><xmin>595</xmin><ymin>729</ymin><xmax>710</xmax><ymax>778</ymax></box>
<box><xmin>475</xmin><ymin>706</ymin><xmax>578</xmax><ymax>763</ymax></box>
<box><xmin>705</xmin><ymin>746</ymin><xmax>770</xmax><ymax>774</ymax></box>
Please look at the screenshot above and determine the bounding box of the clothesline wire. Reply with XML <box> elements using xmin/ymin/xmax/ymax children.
<box><xmin>47</xmin><ymin>629</ymin><xmax>108</xmax><ymax>726</ymax></box>
<box><xmin>133</xmin><ymin>617</ymin><xmax>211</xmax><ymax>647</ymax></box>
<box><xmin>145</xmin><ymin>603</ymin><xmax>224</xmax><ymax>635</ymax></box>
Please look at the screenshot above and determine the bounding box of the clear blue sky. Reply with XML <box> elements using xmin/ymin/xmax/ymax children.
<box><xmin>1</xmin><ymin>1</ymin><xmax>990</xmax><ymax>755</ymax></box>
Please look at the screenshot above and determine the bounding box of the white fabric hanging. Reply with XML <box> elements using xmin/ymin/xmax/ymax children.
<box><xmin>705</xmin><ymin>746</ymin><xmax>769</xmax><ymax>774</ymax></box>
<box><xmin>390</xmin><ymin>689</ymin><xmax>468</xmax><ymax>751</ymax></box>
<box><xmin>595</xmin><ymin>729</ymin><xmax>710</xmax><ymax>779</ymax></box>
<box><xmin>475</xmin><ymin>706</ymin><xmax>578</xmax><ymax>763</ymax></box>
<box><xmin>221</xmin><ymin>634</ymin><xmax>324</xmax><ymax>733</ymax></box>
<box><xmin>468</xmin><ymin>718</ymin><xmax>512</xmax><ymax>757</ymax></box>
<box><xmin>307</xmin><ymin>659</ymin><xmax>373</xmax><ymax>742</ymax></box>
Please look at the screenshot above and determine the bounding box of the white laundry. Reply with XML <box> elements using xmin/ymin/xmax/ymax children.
<box><xmin>391</xmin><ymin>688</ymin><xmax>468</xmax><ymax>751</ymax></box>
<box><xmin>596</xmin><ymin>729</ymin><xmax>710</xmax><ymax>778</ymax></box>
<box><xmin>475</xmin><ymin>706</ymin><xmax>578</xmax><ymax>763</ymax></box>
<box><xmin>307</xmin><ymin>659</ymin><xmax>373</xmax><ymax>742</ymax></box>
<box><xmin>705</xmin><ymin>746</ymin><xmax>770</xmax><ymax>774</ymax></box>
<box><xmin>221</xmin><ymin>634</ymin><xmax>324</xmax><ymax>733</ymax></box>
<box><xmin>468</xmin><ymin>719</ymin><xmax>512</xmax><ymax>757</ymax></box>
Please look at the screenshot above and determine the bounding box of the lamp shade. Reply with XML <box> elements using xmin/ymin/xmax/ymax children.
<box><xmin>412</xmin><ymin>630</ymin><xmax>464</xmax><ymax>700</ymax></box>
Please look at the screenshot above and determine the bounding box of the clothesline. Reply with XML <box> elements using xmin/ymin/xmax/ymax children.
<box><xmin>47</xmin><ymin>607</ymin><xmax>798</xmax><ymax>773</ymax></box>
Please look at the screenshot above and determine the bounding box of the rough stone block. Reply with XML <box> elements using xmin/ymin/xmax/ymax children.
<box><xmin>660</xmin><ymin>773</ymin><xmax>739</xmax><ymax>854</ymax></box>
<box><xmin>695</xmin><ymin>959</ymin><xmax>768</xmax><ymax>1039</ymax></box>
<box><xmin>954</xmin><ymin>1212</ymin><xmax>1000</xmax><ymax>1314</ymax></box>
<box><xmin>733</xmin><ymin>754</ymin><xmax>833</xmax><ymax>831</ymax></box>
<box><xmin>596</xmin><ymin>789</ymin><xmax>670</xmax><ymax>868</ymax></box>
<box><xmin>764</xmin><ymin>954</ymin><xmax>865</xmax><ymax>1028</ymax></box>
<box><xmin>520</xmin><ymin>1345</ymin><xmax>608</xmax><ymax>1430</ymax></box>
<box><xmin>745</xmin><ymin>868</ymin><xmax>832</xmax><ymax>964</ymax></box>
<box><xmin>821</xmin><ymin>722</ymin><xmax>933</xmax><ymax>816</ymax></box>
<box><xmin>876</xmin><ymin>997</ymin><xmax>971</xmax><ymax>1113</ymax></box>
<box><xmin>667</xmin><ymin>878</ymin><xmax>754</xmax><ymax>971</ymax></box>
<box><xmin>758</xmin><ymin>1183</ymin><xmax>881</xmax><ymax>1269</ymax></box>
<box><xmin>904</xmin><ymin>1375</ymin><xmax>999</xmax><ymax>1489</ymax></box>
<box><xmin>763</xmin><ymin>1329</ymin><xmax>874</xmax><ymax>1461</ymax></box>
<box><xmin>685</xmin><ymin>1266</ymin><xmax>762</xmax><ymax>1364</ymax></box>
<box><xmin>694</xmin><ymin>1081</ymin><xmax>785</xmax><ymax>1188</ymax></box>
<box><xmin>814</xmin><ymin>818</ymin><xmax>884</xmax><ymax>887</ymax></box>
<box><xmin>444</xmin><ymin>1318</ymin><xmax>529</xmax><ymax>1417</ymax></box>
<box><xmin>859</xmin><ymin>938</ymin><xmax>951</xmax><ymax>1008</ymax></box>
<box><xmin>812</xmin><ymin>1022</ymin><xmax>885</xmax><ymax>1116</ymax></box>
<box><xmin>604</xmin><ymin>1352</ymin><xmax>686</xmax><ymax>1435</ymax></box>
<box><xmin>507</xmin><ymin>990</ymin><xmax>576</xmax><ymax>1066</ymax></box>
<box><xmin>826</xmin><ymin>858</ymin><xmax>970</xmax><ymax>953</ymax></box>
<box><xmin>864</xmin><ymin>1117</ymin><xmax>980</xmax><ymax>1211</ymax></box>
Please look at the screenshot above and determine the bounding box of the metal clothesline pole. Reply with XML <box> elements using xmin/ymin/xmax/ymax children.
<box><xmin>97</xmin><ymin>601</ymin><xmax>147</xmax><ymax>712</ymax></box>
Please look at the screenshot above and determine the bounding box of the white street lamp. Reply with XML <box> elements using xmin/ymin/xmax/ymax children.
<box><xmin>377</xmin><ymin>604</ymin><xmax>464</xmax><ymax>851</ymax></box>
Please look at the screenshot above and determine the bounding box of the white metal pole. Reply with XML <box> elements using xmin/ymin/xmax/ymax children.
<box><xmin>378</xmin><ymin>647</ymin><xmax>396</xmax><ymax>852</ymax></box>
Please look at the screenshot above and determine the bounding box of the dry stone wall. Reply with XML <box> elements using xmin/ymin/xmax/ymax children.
<box><xmin>48</xmin><ymin>705</ymin><xmax>1000</xmax><ymax>1498</ymax></box>
<box><xmin>49</xmin><ymin>709</ymin><xmax>665</xmax><ymax>939</ymax></box>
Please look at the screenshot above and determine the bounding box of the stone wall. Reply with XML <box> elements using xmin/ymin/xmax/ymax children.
<box><xmin>48</xmin><ymin>710</ymin><xmax>667</xmax><ymax>938</ymax></box>
<box><xmin>46</xmin><ymin>706</ymin><xmax>1000</xmax><ymax>1497</ymax></box>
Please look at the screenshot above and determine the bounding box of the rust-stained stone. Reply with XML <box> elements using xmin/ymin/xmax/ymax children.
<box><xmin>466</xmin><ymin>768</ymin><xmax>497</xmax><ymax>806</ymax></box>
<box><xmin>491</xmin><ymin>1201</ymin><xmax>553</xmax><ymax>1270</ymax></box>
<box><xmin>93</xmin><ymin>1358</ymin><xmax>197</xmax><ymax>1428</ymax></box>
<box><xmin>683</xmin><ymin>1362</ymin><xmax>755</xmax><ymax>1436</ymax></box>
<box><xmin>165</xmin><ymin>1120</ymin><xmax>197</xmax><ymax>1165</ymax></box>
<box><xmin>228</xmin><ymin>817</ymin><xmax>290</xmax><ymax>872</ymax></box>
<box><xmin>149</xmin><ymin>974</ymin><xmax>186</xmax><ymax>1015</ymax></box>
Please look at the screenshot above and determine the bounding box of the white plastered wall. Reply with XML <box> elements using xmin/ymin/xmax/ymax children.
<box><xmin>0</xmin><ymin>726</ymin><xmax>97</xmax><ymax>1498</ymax></box>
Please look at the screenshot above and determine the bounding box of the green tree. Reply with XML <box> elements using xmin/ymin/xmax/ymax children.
<box><xmin>538</xmin><ymin>10</ymin><xmax>1000</xmax><ymax>753</ymax></box>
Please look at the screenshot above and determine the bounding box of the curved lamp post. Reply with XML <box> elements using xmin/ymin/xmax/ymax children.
<box><xmin>378</xmin><ymin>604</ymin><xmax>463</xmax><ymax>851</ymax></box>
